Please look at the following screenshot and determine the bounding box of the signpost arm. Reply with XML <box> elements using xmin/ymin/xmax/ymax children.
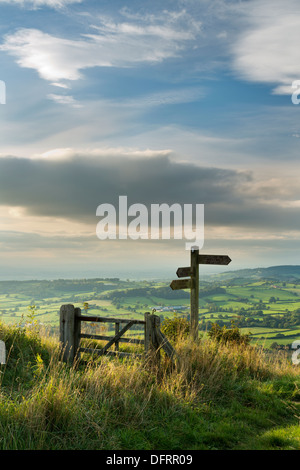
<box><xmin>190</xmin><ymin>248</ymin><xmax>199</xmax><ymax>340</ymax></box>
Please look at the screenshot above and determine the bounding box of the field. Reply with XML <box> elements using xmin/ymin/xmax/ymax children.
<box><xmin>0</xmin><ymin>273</ymin><xmax>300</xmax><ymax>349</ymax></box>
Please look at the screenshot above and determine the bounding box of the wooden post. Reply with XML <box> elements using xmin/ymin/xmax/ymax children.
<box><xmin>115</xmin><ymin>321</ymin><xmax>120</xmax><ymax>351</ymax></box>
<box><xmin>144</xmin><ymin>312</ymin><xmax>151</xmax><ymax>355</ymax></box>
<box><xmin>151</xmin><ymin>314</ymin><xmax>161</xmax><ymax>365</ymax></box>
<box><xmin>144</xmin><ymin>312</ymin><xmax>160</xmax><ymax>365</ymax></box>
<box><xmin>74</xmin><ymin>307</ymin><xmax>81</xmax><ymax>362</ymax></box>
<box><xmin>60</xmin><ymin>304</ymin><xmax>81</xmax><ymax>363</ymax></box>
<box><xmin>190</xmin><ymin>248</ymin><xmax>199</xmax><ymax>340</ymax></box>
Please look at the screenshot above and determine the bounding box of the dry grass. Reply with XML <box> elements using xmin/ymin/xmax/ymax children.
<box><xmin>0</xmin><ymin>322</ymin><xmax>299</xmax><ymax>450</ymax></box>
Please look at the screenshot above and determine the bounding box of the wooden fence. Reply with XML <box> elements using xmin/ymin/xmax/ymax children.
<box><xmin>59</xmin><ymin>304</ymin><xmax>177</xmax><ymax>365</ymax></box>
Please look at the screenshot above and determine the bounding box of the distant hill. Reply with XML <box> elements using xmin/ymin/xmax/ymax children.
<box><xmin>204</xmin><ymin>265</ymin><xmax>300</xmax><ymax>282</ymax></box>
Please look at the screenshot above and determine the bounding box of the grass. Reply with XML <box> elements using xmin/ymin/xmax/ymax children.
<box><xmin>0</xmin><ymin>320</ymin><xmax>299</xmax><ymax>450</ymax></box>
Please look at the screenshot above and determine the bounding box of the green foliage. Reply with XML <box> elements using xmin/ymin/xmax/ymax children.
<box><xmin>161</xmin><ymin>316</ymin><xmax>190</xmax><ymax>343</ymax></box>
<box><xmin>26</xmin><ymin>304</ymin><xmax>39</xmax><ymax>330</ymax></box>
<box><xmin>208</xmin><ymin>321</ymin><xmax>251</xmax><ymax>346</ymax></box>
<box><xmin>0</xmin><ymin>320</ymin><xmax>50</xmax><ymax>389</ymax></box>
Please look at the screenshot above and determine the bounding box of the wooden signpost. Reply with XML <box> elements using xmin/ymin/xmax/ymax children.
<box><xmin>170</xmin><ymin>278</ymin><xmax>191</xmax><ymax>290</ymax></box>
<box><xmin>170</xmin><ymin>249</ymin><xmax>231</xmax><ymax>339</ymax></box>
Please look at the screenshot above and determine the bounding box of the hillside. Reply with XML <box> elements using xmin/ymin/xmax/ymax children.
<box><xmin>205</xmin><ymin>265</ymin><xmax>300</xmax><ymax>282</ymax></box>
<box><xmin>0</xmin><ymin>320</ymin><xmax>299</xmax><ymax>450</ymax></box>
<box><xmin>1</xmin><ymin>269</ymin><xmax>300</xmax><ymax>350</ymax></box>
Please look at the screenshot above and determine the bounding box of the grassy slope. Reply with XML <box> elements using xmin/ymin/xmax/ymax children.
<box><xmin>0</xmin><ymin>322</ymin><xmax>299</xmax><ymax>450</ymax></box>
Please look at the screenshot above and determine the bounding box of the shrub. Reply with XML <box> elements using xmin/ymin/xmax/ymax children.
<box><xmin>208</xmin><ymin>321</ymin><xmax>251</xmax><ymax>346</ymax></box>
<box><xmin>161</xmin><ymin>317</ymin><xmax>190</xmax><ymax>343</ymax></box>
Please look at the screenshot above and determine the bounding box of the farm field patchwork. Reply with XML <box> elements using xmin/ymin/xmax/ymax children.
<box><xmin>0</xmin><ymin>273</ymin><xmax>300</xmax><ymax>348</ymax></box>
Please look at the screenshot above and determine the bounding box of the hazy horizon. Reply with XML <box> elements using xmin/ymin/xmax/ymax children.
<box><xmin>1</xmin><ymin>262</ymin><xmax>300</xmax><ymax>282</ymax></box>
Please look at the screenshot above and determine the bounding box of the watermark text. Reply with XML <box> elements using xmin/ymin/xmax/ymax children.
<box><xmin>0</xmin><ymin>340</ymin><xmax>6</xmax><ymax>364</ymax></box>
<box><xmin>0</xmin><ymin>80</ymin><xmax>6</xmax><ymax>104</ymax></box>
<box><xmin>96</xmin><ymin>196</ymin><xmax>204</xmax><ymax>250</ymax></box>
<box><xmin>291</xmin><ymin>340</ymin><xmax>300</xmax><ymax>365</ymax></box>
<box><xmin>291</xmin><ymin>80</ymin><xmax>300</xmax><ymax>105</ymax></box>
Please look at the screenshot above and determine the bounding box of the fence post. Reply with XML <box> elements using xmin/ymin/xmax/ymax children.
<box><xmin>60</xmin><ymin>304</ymin><xmax>81</xmax><ymax>364</ymax></box>
<box><xmin>190</xmin><ymin>248</ymin><xmax>199</xmax><ymax>340</ymax></box>
<box><xmin>144</xmin><ymin>312</ymin><xmax>161</xmax><ymax>365</ymax></box>
<box><xmin>115</xmin><ymin>321</ymin><xmax>120</xmax><ymax>351</ymax></box>
<box><xmin>152</xmin><ymin>314</ymin><xmax>161</xmax><ymax>365</ymax></box>
<box><xmin>144</xmin><ymin>312</ymin><xmax>151</xmax><ymax>354</ymax></box>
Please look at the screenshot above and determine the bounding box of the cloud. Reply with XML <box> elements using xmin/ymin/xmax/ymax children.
<box><xmin>231</xmin><ymin>0</ymin><xmax>300</xmax><ymax>94</ymax></box>
<box><xmin>47</xmin><ymin>93</ymin><xmax>82</xmax><ymax>107</ymax></box>
<box><xmin>0</xmin><ymin>0</ymin><xmax>82</xmax><ymax>8</ymax></box>
<box><xmin>0</xmin><ymin>10</ymin><xmax>201</xmax><ymax>84</ymax></box>
<box><xmin>0</xmin><ymin>148</ymin><xmax>299</xmax><ymax>235</ymax></box>
<box><xmin>116</xmin><ymin>87</ymin><xmax>207</xmax><ymax>108</ymax></box>
<box><xmin>0</xmin><ymin>149</ymin><xmax>246</xmax><ymax>221</ymax></box>
<box><xmin>0</xmin><ymin>230</ymin><xmax>92</xmax><ymax>252</ymax></box>
<box><xmin>0</xmin><ymin>29</ymin><xmax>90</xmax><ymax>82</ymax></box>
<box><xmin>0</xmin><ymin>146</ymin><xmax>299</xmax><ymax>274</ymax></box>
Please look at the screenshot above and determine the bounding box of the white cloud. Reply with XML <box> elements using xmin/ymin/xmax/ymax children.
<box><xmin>0</xmin><ymin>0</ymin><xmax>82</xmax><ymax>8</ymax></box>
<box><xmin>0</xmin><ymin>10</ymin><xmax>201</xmax><ymax>84</ymax></box>
<box><xmin>231</xmin><ymin>0</ymin><xmax>300</xmax><ymax>95</ymax></box>
<box><xmin>0</xmin><ymin>29</ymin><xmax>89</xmax><ymax>81</ymax></box>
<box><xmin>272</xmin><ymin>85</ymin><xmax>294</xmax><ymax>96</ymax></box>
<box><xmin>51</xmin><ymin>82</ymin><xmax>70</xmax><ymax>89</ymax></box>
<box><xmin>47</xmin><ymin>93</ymin><xmax>82</xmax><ymax>107</ymax></box>
<box><xmin>112</xmin><ymin>87</ymin><xmax>206</xmax><ymax>109</ymax></box>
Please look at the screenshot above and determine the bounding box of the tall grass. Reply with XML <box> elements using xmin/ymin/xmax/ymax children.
<box><xmin>0</xmin><ymin>321</ymin><xmax>299</xmax><ymax>450</ymax></box>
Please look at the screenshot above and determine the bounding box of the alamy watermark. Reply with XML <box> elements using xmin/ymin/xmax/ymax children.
<box><xmin>0</xmin><ymin>340</ymin><xmax>6</xmax><ymax>365</ymax></box>
<box><xmin>291</xmin><ymin>340</ymin><xmax>300</xmax><ymax>365</ymax></box>
<box><xmin>96</xmin><ymin>196</ymin><xmax>204</xmax><ymax>250</ymax></box>
<box><xmin>0</xmin><ymin>80</ymin><xmax>6</xmax><ymax>105</ymax></box>
<box><xmin>291</xmin><ymin>80</ymin><xmax>300</xmax><ymax>105</ymax></box>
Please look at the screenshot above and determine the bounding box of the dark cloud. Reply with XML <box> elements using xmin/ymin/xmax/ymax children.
<box><xmin>0</xmin><ymin>230</ymin><xmax>96</xmax><ymax>252</ymax></box>
<box><xmin>0</xmin><ymin>150</ymin><xmax>299</xmax><ymax>231</ymax></box>
<box><xmin>0</xmin><ymin>150</ymin><xmax>246</xmax><ymax>214</ymax></box>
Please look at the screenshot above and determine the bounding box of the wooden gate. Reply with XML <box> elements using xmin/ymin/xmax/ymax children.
<box><xmin>59</xmin><ymin>304</ymin><xmax>176</xmax><ymax>365</ymax></box>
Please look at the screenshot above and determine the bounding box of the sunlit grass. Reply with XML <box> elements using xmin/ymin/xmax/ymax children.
<box><xmin>0</xmin><ymin>320</ymin><xmax>299</xmax><ymax>450</ymax></box>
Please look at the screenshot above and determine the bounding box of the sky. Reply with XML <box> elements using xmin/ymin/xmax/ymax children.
<box><xmin>0</xmin><ymin>0</ymin><xmax>300</xmax><ymax>280</ymax></box>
